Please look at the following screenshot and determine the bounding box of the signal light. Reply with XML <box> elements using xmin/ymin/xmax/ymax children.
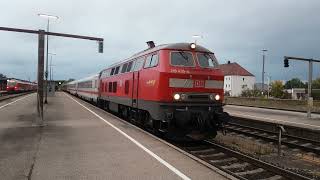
<box><xmin>284</xmin><ymin>58</ymin><xmax>289</xmax><ymax>67</ymax></box>
<box><xmin>98</xmin><ymin>41</ymin><xmax>103</xmax><ymax>53</ymax></box>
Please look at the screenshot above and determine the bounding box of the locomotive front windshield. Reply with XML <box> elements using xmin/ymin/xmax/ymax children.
<box><xmin>7</xmin><ymin>81</ymin><xmax>16</xmax><ymax>87</ymax></box>
<box><xmin>170</xmin><ymin>52</ymin><xmax>195</xmax><ymax>67</ymax></box>
<box><xmin>197</xmin><ymin>53</ymin><xmax>219</xmax><ymax>68</ymax></box>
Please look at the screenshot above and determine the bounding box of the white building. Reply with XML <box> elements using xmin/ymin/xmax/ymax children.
<box><xmin>218</xmin><ymin>62</ymin><xmax>256</xmax><ymax>96</ymax></box>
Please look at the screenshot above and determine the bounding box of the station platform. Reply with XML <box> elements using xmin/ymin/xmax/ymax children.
<box><xmin>0</xmin><ymin>92</ymin><xmax>227</xmax><ymax>180</ymax></box>
<box><xmin>225</xmin><ymin>105</ymin><xmax>320</xmax><ymax>131</ymax></box>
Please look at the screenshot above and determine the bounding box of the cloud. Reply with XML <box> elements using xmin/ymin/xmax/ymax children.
<box><xmin>0</xmin><ymin>0</ymin><xmax>319</xmax><ymax>82</ymax></box>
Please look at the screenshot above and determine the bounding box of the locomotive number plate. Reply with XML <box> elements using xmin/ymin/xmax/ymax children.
<box><xmin>194</xmin><ymin>80</ymin><xmax>205</xmax><ymax>88</ymax></box>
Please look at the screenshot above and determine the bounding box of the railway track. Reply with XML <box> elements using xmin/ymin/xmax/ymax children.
<box><xmin>175</xmin><ymin>140</ymin><xmax>312</xmax><ymax>180</ymax></box>
<box><xmin>0</xmin><ymin>92</ymin><xmax>33</xmax><ymax>102</ymax></box>
<box><xmin>225</xmin><ymin>122</ymin><xmax>320</xmax><ymax>156</ymax></box>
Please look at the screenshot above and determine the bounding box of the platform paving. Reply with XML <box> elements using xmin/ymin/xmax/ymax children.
<box><xmin>0</xmin><ymin>92</ymin><xmax>227</xmax><ymax>180</ymax></box>
<box><xmin>225</xmin><ymin>105</ymin><xmax>320</xmax><ymax>130</ymax></box>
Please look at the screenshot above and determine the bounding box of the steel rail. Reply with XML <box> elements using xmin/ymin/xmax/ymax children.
<box><xmin>225</xmin><ymin>122</ymin><xmax>320</xmax><ymax>155</ymax></box>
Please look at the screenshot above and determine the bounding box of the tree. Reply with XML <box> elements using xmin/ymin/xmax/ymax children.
<box><xmin>312</xmin><ymin>78</ymin><xmax>320</xmax><ymax>89</ymax></box>
<box><xmin>241</xmin><ymin>89</ymin><xmax>263</xmax><ymax>97</ymax></box>
<box><xmin>284</xmin><ymin>78</ymin><xmax>305</xmax><ymax>89</ymax></box>
<box><xmin>270</xmin><ymin>80</ymin><xmax>284</xmax><ymax>98</ymax></box>
<box><xmin>0</xmin><ymin>73</ymin><xmax>6</xmax><ymax>79</ymax></box>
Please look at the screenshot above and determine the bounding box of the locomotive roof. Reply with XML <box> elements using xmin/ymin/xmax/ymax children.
<box><xmin>106</xmin><ymin>43</ymin><xmax>213</xmax><ymax>69</ymax></box>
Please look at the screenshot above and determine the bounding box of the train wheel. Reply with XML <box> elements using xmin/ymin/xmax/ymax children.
<box><xmin>144</xmin><ymin>113</ymin><xmax>162</xmax><ymax>136</ymax></box>
<box><xmin>121</xmin><ymin>106</ymin><xmax>129</xmax><ymax>121</ymax></box>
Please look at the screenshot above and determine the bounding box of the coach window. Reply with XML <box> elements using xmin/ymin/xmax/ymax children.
<box><xmin>110</xmin><ymin>68</ymin><xmax>115</xmax><ymax>76</ymax></box>
<box><xmin>126</xmin><ymin>61</ymin><xmax>133</xmax><ymax>72</ymax></box>
<box><xmin>114</xmin><ymin>66</ymin><xmax>120</xmax><ymax>75</ymax></box>
<box><xmin>170</xmin><ymin>52</ymin><xmax>195</xmax><ymax>67</ymax></box>
<box><xmin>144</xmin><ymin>54</ymin><xmax>159</xmax><ymax>68</ymax></box>
<box><xmin>132</xmin><ymin>57</ymin><xmax>145</xmax><ymax>71</ymax></box>
<box><xmin>105</xmin><ymin>83</ymin><xmax>108</xmax><ymax>92</ymax></box>
<box><xmin>121</xmin><ymin>63</ymin><xmax>128</xmax><ymax>73</ymax></box>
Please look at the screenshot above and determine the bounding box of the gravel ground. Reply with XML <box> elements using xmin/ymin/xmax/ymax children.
<box><xmin>214</xmin><ymin>132</ymin><xmax>320</xmax><ymax>179</ymax></box>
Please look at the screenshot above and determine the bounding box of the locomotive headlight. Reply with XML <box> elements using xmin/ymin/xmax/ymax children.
<box><xmin>173</xmin><ymin>93</ymin><xmax>181</xmax><ymax>100</ymax></box>
<box><xmin>215</xmin><ymin>94</ymin><xmax>220</xmax><ymax>101</ymax></box>
<box><xmin>190</xmin><ymin>43</ymin><xmax>196</xmax><ymax>49</ymax></box>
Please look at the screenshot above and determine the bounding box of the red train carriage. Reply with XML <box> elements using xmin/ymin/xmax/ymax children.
<box><xmin>98</xmin><ymin>42</ymin><xmax>229</xmax><ymax>139</ymax></box>
<box><xmin>6</xmin><ymin>79</ymin><xmax>37</xmax><ymax>93</ymax></box>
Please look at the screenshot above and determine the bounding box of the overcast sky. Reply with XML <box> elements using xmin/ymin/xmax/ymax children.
<box><xmin>0</xmin><ymin>0</ymin><xmax>319</xmax><ymax>83</ymax></box>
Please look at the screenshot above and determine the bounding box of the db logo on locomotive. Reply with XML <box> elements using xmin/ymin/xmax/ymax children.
<box><xmin>194</xmin><ymin>80</ymin><xmax>205</xmax><ymax>88</ymax></box>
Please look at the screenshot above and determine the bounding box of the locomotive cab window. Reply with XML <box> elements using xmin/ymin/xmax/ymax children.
<box><xmin>110</xmin><ymin>68</ymin><xmax>115</xmax><ymax>76</ymax></box>
<box><xmin>170</xmin><ymin>51</ymin><xmax>195</xmax><ymax>67</ymax></box>
<box><xmin>197</xmin><ymin>53</ymin><xmax>218</xmax><ymax>68</ymax></box>
<box><xmin>144</xmin><ymin>54</ymin><xmax>159</xmax><ymax>68</ymax></box>
<box><xmin>132</xmin><ymin>57</ymin><xmax>145</xmax><ymax>71</ymax></box>
<box><xmin>114</xmin><ymin>66</ymin><xmax>120</xmax><ymax>75</ymax></box>
<box><xmin>126</xmin><ymin>61</ymin><xmax>133</xmax><ymax>72</ymax></box>
<box><xmin>121</xmin><ymin>63</ymin><xmax>128</xmax><ymax>73</ymax></box>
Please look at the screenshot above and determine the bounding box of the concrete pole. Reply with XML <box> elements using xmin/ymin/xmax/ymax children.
<box><xmin>262</xmin><ymin>54</ymin><xmax>265</xmax><ymax>91</ymax></box>
<box><xmin>307</xmin><ymin>61</ymin><xmax>313</xmax><ymax>118</ymax></box>
<box><xmin>37</xmin><ymin>30</ymin><xmax>45</xmax><ymax>122</ymax></box>
<box><xmin>44</xmin><ymin>19</ymin><xmax>49</xmax><ymax>104</ymax></box>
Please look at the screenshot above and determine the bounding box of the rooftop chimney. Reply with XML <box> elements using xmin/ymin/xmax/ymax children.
<box><xmin>146</xmin><ymin>41</ymin><xmax>155</xmax><ymax>48</ymax></box>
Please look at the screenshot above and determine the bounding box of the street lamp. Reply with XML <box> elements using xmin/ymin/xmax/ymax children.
<box><xmin>261</xmin><ymin>49</ymin><xmax>268</xmax><ymax>91</ymax></box>
<box><xmin>192</xmin><ymin>35</ymin><xmax>203</xmax><ymax>44</ymax></box>
<box><xmin>38</xmin><ymin>13</ymin><xmax>59</xmax><ymax>104</ymax></box>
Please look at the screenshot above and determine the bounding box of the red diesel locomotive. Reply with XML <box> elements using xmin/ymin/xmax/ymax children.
<box><xmin>65</xmin><ymin>42</ymin><xmax>229</xmax><ymax>139</ymax></box>
<box><xmin>6</xmin><ymin>79</ymin><xmax>37</xmax><ymax>93</ymax></box>
<box><xmin>97</xmin><ymin>42</ymin><xmax>229</xmax><ymax>139</ymax></box>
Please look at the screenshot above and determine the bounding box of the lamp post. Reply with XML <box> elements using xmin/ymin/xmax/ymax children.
<box><xmin>262</xmin><ymin>49</ymin><xmax>268</xmax><ymax>92</ymax></box>
<box><xmin>38</xmin><ymin>13</ymin><xmax>59</xmax><ymax>104</ymax></box>
<box><xmin>48</xmin><ymin>53</ymin><xmax>56</xmax><ymax>81</ymax></box>
<box><xmin>267</xmin><ymin>75</ymin><xmax>271</xmax><ymax>98</ymax></box>
<box><xmin>192</xmin><ymin>35</ymin><xmax>203</xmax><ymax>44</ymax></box>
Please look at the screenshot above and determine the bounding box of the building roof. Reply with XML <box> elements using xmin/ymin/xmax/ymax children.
<box><xmin>218</xmin><ymin>62</ymin><xmax>254</xmax><ymax>76</ymax></box>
